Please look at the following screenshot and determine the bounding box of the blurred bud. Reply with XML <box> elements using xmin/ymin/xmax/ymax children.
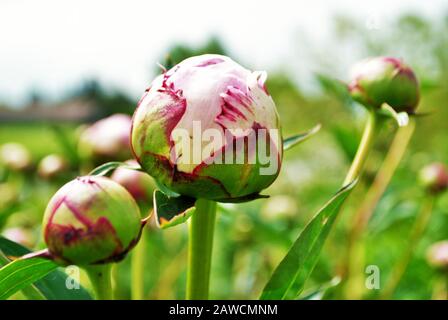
<box><xmin>78</xmin><ymin>114</ymin><xmax>132</xmax><ymax>162</ymax></box>
<box><xmin>110</xmin><ymin>160</ymin><xmax>155</xmax><ymax>202</ymax></box>
<box><xmin>131</xmin><ymin>54</ymin><xmax>282</xmax><ymax>201</ymax></box>
<box><xmin>0</xmin><ymin>183</ymin><xmax>18</xmax><ymax>209</ymax></box>
<box><xmin>0</xmin><ymin>143</ymin><xmax>32</xmax><ymax>172</ymax></box>
<box><xmin>349</xmin><ymin>56</ymin><xmax>419</xmax><ymax>113</ymax></box>
<box><xmin>427</xmin><ymin>241</ymin><xmax>448</xmax><ymax>270</ymax></box>
<box><xmin>42</xmin><ymin>176</ymin><xmax>142</xmax><ymax>265</ymax></box>
<box><xmin>2</xmin><ymin>227</ymin><xmax>35</xmax><ymax>248</ymax></box>
<box><xmin>261</xmin><ymin>195</ymin><xmax>298</xmax><ymax>221</ymax></box>
<box><xmin>37</xmin><ymin>154</ymin><xmax>68</xmax><ymax>180</ymax></box>
<box><xmin>419</xmin><ymin>163</ymin><xmax>448</xmax><ymax>194</ymax></box>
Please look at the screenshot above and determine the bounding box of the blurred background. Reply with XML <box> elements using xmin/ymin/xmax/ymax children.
<box><xmin>1</xmin><ymin>0</ymin><xmax>447</xmax><ymax>299</ymax></box>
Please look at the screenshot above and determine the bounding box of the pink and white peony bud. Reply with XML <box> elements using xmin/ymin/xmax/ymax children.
<box><xmin>110</xmin><ymin>160</ymin><xmax>155</xmax><ymax>202</ymax></box>
<box><xmin>42</xmin><ymin>176</ymin><xmax>142</xmax><ymax>265</ymax></box>
<box><xmin>79</xmin><ymin>114</ymin><xmax>132</xmax><ymax>161</ymax></box>
<box><xmin>131</xmin><ymin>54</ymin><xmax>282</xmax><ymax>201</ymax></box>
<box><xmin>0</xmin><ymin>143</ymin><xmax>32</xmax><ymax>172</ymax></box>
<box><xmin>37</xmin><ymin>154</ymin><xmax>68</xmax><ymax>180</ymax></box>
<box><xmin>349</xmin><ymin>56</ymin><xmax>419</xmax><ymax>113</ymax></box>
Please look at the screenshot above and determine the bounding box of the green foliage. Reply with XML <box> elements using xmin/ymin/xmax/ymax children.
<box><xmin>0</xmin><ymin>236</ymin><xmax>92</xmax><ymax>300</ymax></box>
<box><xmin>260</xmin><ymin>181</ymin><xmax>356</xmax><ymax>299</ymax></box>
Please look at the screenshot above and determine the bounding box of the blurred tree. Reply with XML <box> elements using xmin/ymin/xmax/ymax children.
<box><xmin>158</xmin><ymin>36</ymin><xmax>228</xmax><ymax>71</ymax></box>
<box><xmin>69</xmin><ymin>79</ymin><xmax>136</xmax><ymax>118</ymax></box>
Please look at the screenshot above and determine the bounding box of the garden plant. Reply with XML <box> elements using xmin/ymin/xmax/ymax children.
<box><xmin>0</xmin><ymin>48</ymin><xmax>446</xmax><ymax>302</ymax></box>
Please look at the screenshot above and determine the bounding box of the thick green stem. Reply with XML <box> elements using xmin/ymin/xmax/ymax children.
<box><xmin>131</xmin><ymin>228</ymin><xmax>146</xmax><ymax>300</ymax></box>
<box><xmin>343</xmin><ymin>111</ymin><xmax>379</xmax><ymax>185</ymax></box>
<box><xmin>186</xmin><ymin>199</ymin><xmax>217</xmax><ymax>300</ymax></box>
<box><xmin>381</xmin><ymin>195</ymin><xmax>436</xmax><ymax>299</ymax></box>
<box><xmin>85</xmin><ymin>264</ymin><xmax>113</xmax><ymax>300</ymax></box>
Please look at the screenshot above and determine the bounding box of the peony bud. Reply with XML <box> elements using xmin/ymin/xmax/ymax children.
<box><xmin>348</xmin><ymin>56</ymin><xmax>419</xmax><ymax>113</ymax></box>
<box><xmin>42</xmin><ymin>176</ymin><xmax>142</xmax><ymax>265</ymax></box>
<box><xmin>37</xmin><ymin>154</ymin><xmax>69</xmax><ymax>180</ymax></box>
<box><xmin>419</xmin><ymin>163</ymin><xmax>448</xmax><ymax>194</ymax></box>
<box><xmin>131</xmin><ymin>54</ymin><xmax>282</xmax><ymax>201</ymax></box>
<box><xmin>0</xmin><ymin>143</ymin><xmax>32</xmax><ymax>172</ymax></box>
<box><xmin>110</xmin><ymin>160</ymin><xmax>155</xmax><ymax>202</ymax></box>
<box><xmin>426</xmin><ymin>241</ymin><xmax>448</xmax><ymax>270</ymax></box>
<box><xmin>79</xmin><ymin>114</ymin><xmax>132</xmax><ymax>162</ymax></box>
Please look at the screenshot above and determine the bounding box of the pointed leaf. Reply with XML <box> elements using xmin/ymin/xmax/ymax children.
<box><xmin>89</xmin><ymin>161</ymin><xmax>141</xmax><ymax>176</ymax></box>
<box><xmin>0</xmin><ymin>236</ymin><xmax>92</xmax><ymax>300</ymax></box>
<box><xmin>0</xmin><ymin>256</ymin><xmax>58</xmax><ymax>300</ymax></box>
<box><xmin>153</xmin><ymin>190</ymin><xmax>196</xmax><ymax>229</ymax></box>
<box><xmin>155</xmin><ymin>180</ymin><xmax>181</xmax><ymax>198</ymax></box>
<box><xmin>283</xmin><ymin>124</ymin><xmax>321</xmax><ymax>151</ymax></box>
<box><xmin>260</xmin><ymin>180</ymin><xmax>356</xmax><ymax>300</ymax></box>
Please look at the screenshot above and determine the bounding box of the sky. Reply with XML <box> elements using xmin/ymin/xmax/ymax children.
<box><xmin>0</xmin><ymin>0</ymin><xmax>446</xmax><ymax>106</ymax></box>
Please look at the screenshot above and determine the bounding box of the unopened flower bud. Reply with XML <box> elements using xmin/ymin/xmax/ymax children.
<box><xmin>0</xmin><ymin>143</ymin><xmax>32</xmax><ymax>172</ymax></box>
<box><xmin>427</xmin><ymin>241</ymin><xmax>448</xmax><ymax>270</ymax></box>
<box><xmin>42</xmin><ymin>176</ymin><xmax>142</xmax><ymax>265</ymax></box>
<box><xmin>110</xmin><ymin>160</ymin><xmax>155</xmax><ymax>202</ymax></box>
<box><xmin>419</xmin><ymin>163</ymin><xmax>448</xmax><ymax>194</ymax></box>
<box><xmin>38</xmin><ymin>154</ymin><xmax>68</xmax><ymax>180</ymax></box>
<box><xmin>79</xmin><ymin>114</ymin><xmax>132</xmax><ymax>162</ymax></box>
<box><xmin>349</xmin><ymin>56</ymin><xmax>419</xmax><ymax>113</ymax></box>
<box><xmin>131</xmin><ymin>54</ymin><xmax>282</xmax><ymax>201</ymax></box>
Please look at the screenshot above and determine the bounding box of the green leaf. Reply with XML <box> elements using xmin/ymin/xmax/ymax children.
<box><xmin>0</xmin><ymin>256</ymin><xmax>58</xmax><ymax>300</ymax></box>
<box><xmin>283</xmin><ymin>124</ymin><xmax>321</xmax><ymax>151</ymax></box>
<box><xmin>0</xmin><ymin>236</ymin><xmax>92</xmax><ymax>300</ymax></box>
<box><xmin>153</xmin><ymin>190</ymin><xmax>196</xmax><ymax>229</ymax></box>
<box><xmin>89</xmin><ymin>161</ymin><xmax>141</xmax><ymax>176</ymax></box>
<box><xmin>155</xmin><ymin>180</ymin><xmax>181</xmax><ymax>197</ymax></box>
<box><xmin>315</xmin><ymin>74</ymin><xmax>352</xmax><ymax>106</ymax></box>
<box><xmin>260</xmin><ymin>180</ymin><xmax>357</xmax><ymax>300</ymax></box>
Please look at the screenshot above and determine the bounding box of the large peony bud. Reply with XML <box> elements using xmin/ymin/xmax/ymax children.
<box><xmin>348</xmin><ymin>56</ymin><xmax>419</xmax><ymax>113</ymax></box>
<box><xmin>131</xmin><ymin>54</ymin><xmax>282</xmax><ymax>201</ymax></box>
<box><xmin>79</xmin><ymin>114</ymin><xmax>133</xmax><ymax>162</ymax></box>
<box><xmin>42</xmin><ymin>176</ymin><xmax>142</xmax><ymax>265</ymax></box>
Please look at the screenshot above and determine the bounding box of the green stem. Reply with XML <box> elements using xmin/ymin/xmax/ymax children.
<box><xmin>381</xmin><ymin>195</ymin><xmax>436</xmax><ymax>299</ymax></box>
<box><xmin>131</xmin><ymin>228</ymin><xmax>146</xmax><ymax>300</ymax></box>
<box><xmin>186</xmin><ymin>199</ymin><xmax>217</xmax><ymax>300</ymax></box>
<box><xmin>85</xmin><ymin>264</ymin><xmax>113</xmax><ymax>300</ymax></box>
<box><xmin>344</xmin><ymin>120</ymin><xmax>415</xmax><ymax>299</ymax></box>
<box><xmin>343</xmin><ymin>111</ymin><xmax>379</xmax><ymax>185</ymax></box>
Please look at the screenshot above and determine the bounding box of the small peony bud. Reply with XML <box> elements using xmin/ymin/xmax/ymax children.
<box><xmin>37</xmin><ymin>154</ymin><xmax>68</xmax><ymax>180</ymax></box>
<box><xmin>110</xmin><ymin>160</ymin><xmax>155</xmax><ymax>202</ymax></box>
<box><xmin>348</xmin><ymin>56</ymin><xmax>419</xmax><ymax>113</ymax></box>
<box><xmin>78</xmin><ymin>114</ymin><xmax>132</xmax><ymax>162</ymax></box>
<box><xmin>419</xmin><ymin>163</ymin><xmax>448</xmax><ymax>194</ymax></box>
<box><xmin>42</xmin><ymin>176</ymin><xmax>142</xmax><ymax>265</ymax></box>
<box><xmin>0</xmin><ymin>143</ymin><xmax>32</xmax><ymax>172</ymax></box>
<box><xmin>426</xmin><ymin>241</ymin><xmax>448</xmax><ymax>270</ymax></box>
<box><xmin>131</xmin><ymin>54</ymin><xmax>282</xmax><ymax>201</ymax></box>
